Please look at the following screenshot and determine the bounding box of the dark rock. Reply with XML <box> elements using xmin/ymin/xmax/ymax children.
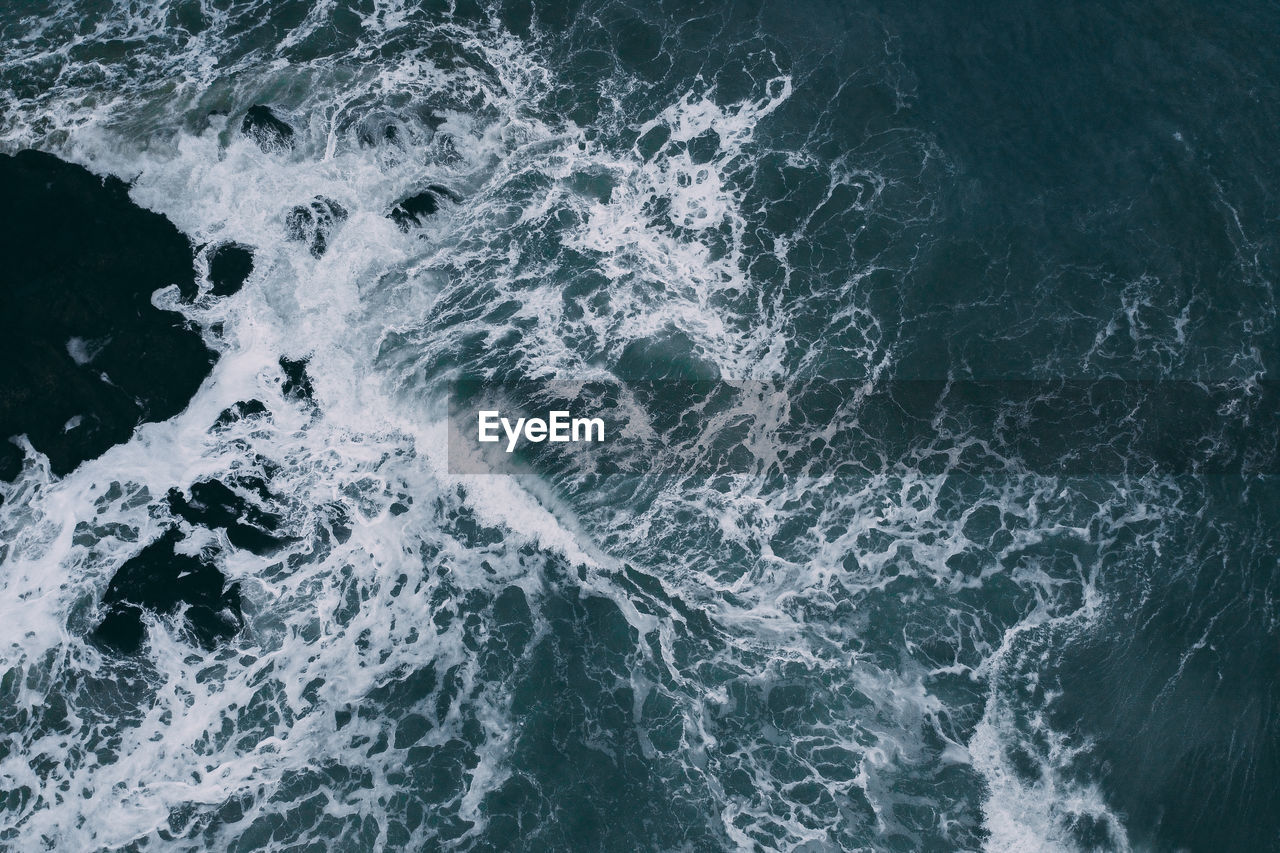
<box><xmin>279</xmin><ymin>356</ymin><xmax>315</xmax><ymax>402</ymax></box>
<box><xmin>241</xmin><ymin>105</ymin><xmax>295</xmax><ymax>152</ymax></box>
<box><xmin>167</xmin><ymin>479</ymin><xmax>289</xmax><ymax>556</ymax></box>
<box><xmin>206</xmin><ymin>242</ymin><xmax>254</xmax><ymax>297</ymax></box>
<box><xmin>167</xmin><ymin>480</ymin><xmax>239</xmax><ymax>528</ymax></box>
<box><xmin>213</xmin><ymin>399</ymin><xmax>269</xmax><ymax>429</ymax></box>
<box><xmin>388</xmin><ymin>184</ymin><xmax>461</xmax><ymax>231</ymax></box>
<box><xmin>285</xmin><ymin>196</ymin><xmax>348</xmax><ymax>257</ymax></box>
<box><xmin>235</xmin><ymin>473</ymin><xmax>275</xmax><ymax>502</ymax></box>
<box><xmin>389</xmin><ymin>191</ymin><xmax>438</xmax><ymax>227</ymax></box>
<box><xmin>0</xmin><ymin>150</ymin><xmax>216</xmax><ymax>482</ymax></box>
<box><xmin>92</xmin><ymin>528</ymin><xmax>243</xmax><ymax>654</ymax></box>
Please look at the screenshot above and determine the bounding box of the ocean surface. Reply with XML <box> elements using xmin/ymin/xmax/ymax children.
<box><xmin>1</xmin><ymin>1</ymin><xmax>1278</xmax><ymax>850</ymax></box>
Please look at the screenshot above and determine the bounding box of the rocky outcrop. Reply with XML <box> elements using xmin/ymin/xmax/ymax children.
<box><xmin>167</xmin><ymin>478</ymin><xmax>291</xmax><ymax>556</ymax></box>
<box><xmin>206</xmin><ymin>242</ymin><xmax>255</xmax><ymax>297</ymax></box>
<box><xmin>0</xmin><ymin>150</ymin><xmax>215</xmax><ymax>481</ymax></box>
<box><xmin>285</xmin><ymin>196</ymin><xmax>348</xmax><ymax>257</ymax></box>
<box><xmin>213</xmin><ymin>399</ymin><xmax>268</xmax><ymax>429</ymax></box>
<box><xmin>388</xmin><ymin>184</ymin><xmax>462</xmax><ymax>231</ymax></box>
<box><xmin>92</xmin><ymin>528</ymin><xmax>243</xmax><ymax>654</ymax></box>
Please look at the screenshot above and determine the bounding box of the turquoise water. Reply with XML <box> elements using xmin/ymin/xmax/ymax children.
<box><xmin>1</xmin><ymin>1</ymin><xmax>1278</xmax><ymax>850</ymax></box>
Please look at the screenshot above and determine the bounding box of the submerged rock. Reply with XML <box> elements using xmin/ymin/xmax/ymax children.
<box><xmin>241</xmin><ymin>105</ymin><xmax>295</xmax><ymax>151</ymax></box>
<box><xmin>206</xmin><ymin>242</ymin><xmax>255</xmax><ymax>297</ymax></box>
<box><xmin>167</xmin><ymin>478</ymin><xmax>290</xmax><ymax>555</ymax></box>
<box><xmin>388</xmin><ymin>184</ymin><xmax>462</xmax><ymax>231</ymax></box>
<box><xmin>92</xmin><ymin>527</ymin><xmax>243</xmax><ymax>654</ymax></box>
<box><xmin>285</xmin><ymin>196</ymin><xmax>348</xmax><ymax>257</ymax></box>
<box><xmin>0</xmin><ymin>150</ymin><xmax>215</xmax><ymax>482</ymax></box>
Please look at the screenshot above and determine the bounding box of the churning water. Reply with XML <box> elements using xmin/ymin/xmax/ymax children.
<box><xmin>1</xmin><ymin>1</ymin><xmax>1278</xmax><ymax>850</ymax></box>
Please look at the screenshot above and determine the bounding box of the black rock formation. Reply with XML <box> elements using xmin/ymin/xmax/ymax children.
<box><xmin>167</xmin><ymin>478</ymin><xmax>290</xmax><ymax>555</ymax></box>
<box><xmin>206</xmin><ymin>242</ymin><xmax>255</xmax><ymax>297</ymax></box>
<box><xmin>0</xmin><ymin>150</ymin><xmax>216</xmax><ymax>482</ymax></box>
<box><xmin>241</xmin><ymin>105</ymin><xmax>296</xmax><ymax>151</ymax></box>
<box><xmin>213</xmin><ymin>399</ymin><xmax>269</xmax><ymax>429</ymax></box>
<box><xmin>92</xmin><ymin>527</ymin><xmax>243</xmax><ymax>654</ymax></box>
<box><xmin>285</xmin><ymin>196</ymin><xmax>348</xmax><ymax>257</ymax></box>
<box><xmin>388</xmin><ymin>184</ymin><xmax>462</xmax><ymax>231</ymax></box>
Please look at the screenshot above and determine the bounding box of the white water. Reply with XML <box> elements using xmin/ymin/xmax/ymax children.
<box><xmin>0</xmin><ymin>3</ymin><xmax>1156</xmax><ymax>850</ymax></box>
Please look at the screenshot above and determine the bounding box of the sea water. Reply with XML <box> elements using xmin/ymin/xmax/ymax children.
<box><xmin>1</xmin><ymin>1</ymin><xmax>1277</xmax><ymax>850</ymax></box>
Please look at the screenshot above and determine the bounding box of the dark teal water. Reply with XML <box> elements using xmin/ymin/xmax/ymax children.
<box><xmin>1</xmin><ymin>1</ymin><xmax>1277</xmax><ymax>850</ymax></box>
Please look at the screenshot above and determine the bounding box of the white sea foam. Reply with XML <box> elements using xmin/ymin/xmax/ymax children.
<box><xmin>0</xmin><ymin>3</ymin><xmax>1184</xmax><ymax>850</ymax></box>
